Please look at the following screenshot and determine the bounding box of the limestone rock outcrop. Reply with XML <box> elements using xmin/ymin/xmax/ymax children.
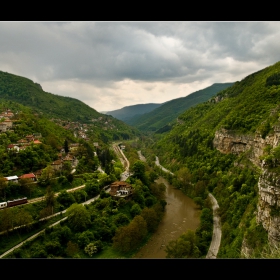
<box><xmin>213</xmin><ymin>126</ymin><xmax>280</xmax><ymax>247</ymax></box>
<box><xmin>213</xmin><ymin>127</ymin><xmax>280</xmax><ymax>167</ymax></box>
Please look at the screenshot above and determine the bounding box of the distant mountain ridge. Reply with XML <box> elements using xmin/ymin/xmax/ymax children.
<box><xmin>126</xmin><ymin>83</ymin><xmax>235</xmax><ymax>132</ymax></box>
<box><xmin>105</xmin><ymin>103</ymin><xmax>162</xmax><ymax>122</ymax></box>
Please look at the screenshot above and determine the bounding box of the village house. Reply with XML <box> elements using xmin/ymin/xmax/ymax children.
<box><xmin>17</xmin><ymin>139</ymin><xmax>29</xmax><ymax>146</ymax></box>
<box><xmin>7</xmin><ymin>144</ymin><xmax>20</xmax><ymax>152</ymax></box>
<box><xmin>1</xmin><ymin>119</ymin><xmax>13</xmax><ymax>129</ymax></box>
<box><xmin>33</xmin><ymin>133</ymin><xmax>42</xmax><ymax>139</ymax></box>
<box><xmin>19</xmin><ymin>173</ymin><xmax>37</xmax><ymax>181</ymax></box>
<box><xmin>25</xmin><ymin>135</ymin><xmax>35</xmax><ymax>142</ymax></box>
<box><xmin>0</xmin><ymin>109</ymin><xmax>14</xmax><ymax>119</ymax></box>
<box><xmin>4</xmin><ymin>175</ymin><xmax>19</xmax><ymax>183</ymax></box>
<box><xmin>109</xmin><ymin>181</ymin><xmax>133</xmax><ymax>199</ymax></box>
<box><xmin>33</xmin><ymin>139</ymin><xmax>42</xmax><ymax>145</ymax></box>
<box><xmin>0</xmin><ymin>123</ymin><xmax>7</xmax><ymax>132</ymax></box>
<box><xmin>69</xmin><ymin>143</ymin><xmax>79</xmax><ymax>152</ymax></box>
<box><xmin>33</xmin><ymin>169</ymin><xmax>42</xmax><ymax>179</ymax></box>
<box><xmin>63</xmin><ymin>154</ymin><xmax>76</xmax><ymax>167</ymax></box>
<box><xmin>51</xmin><ymin>159</ymin><xmax>63</xmax><ymax>171</ymax></box>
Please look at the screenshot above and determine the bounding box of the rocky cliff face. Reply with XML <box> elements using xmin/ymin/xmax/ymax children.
<box><xmin>256</xmin><ymin>169</ymin><xmax>280</xmax><ymax>245</ymax></box>
<box><xmin>213</xmin><ymin>126</ymin><xmax>280</xmax><ymax>247</ymax></box>
<box><xmin>213</xmin><ymin>126</ymin><xmax>280</xmax><ymax>167</ymax></box>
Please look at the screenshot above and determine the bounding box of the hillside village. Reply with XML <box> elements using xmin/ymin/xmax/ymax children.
<box><xmin>0</xmin><ymin>108</ymin><xmax>103</xmax><ymax>189</ymax></box>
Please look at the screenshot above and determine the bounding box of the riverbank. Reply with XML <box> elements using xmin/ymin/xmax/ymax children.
<box><xmin>133</xmin><ymin>177</ymin><xmax>201</xmax><ymax>258</ymax></box>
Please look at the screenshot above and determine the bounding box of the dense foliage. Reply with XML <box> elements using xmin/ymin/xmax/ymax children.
<box><xmin>129</xmin><ymin>83</ymin><xmax>234</xmax><ymax>132</ymax></box>
<box><xmin>141</xmin><ymin>61</ymin><xmax>280</xmax><ymax>257</ymax></box>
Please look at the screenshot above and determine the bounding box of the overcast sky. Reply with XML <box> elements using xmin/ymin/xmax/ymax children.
<box><xmin>1</xmin><ymin>21</ymin><xmax>280</xmax><ymax>112</ymax></box>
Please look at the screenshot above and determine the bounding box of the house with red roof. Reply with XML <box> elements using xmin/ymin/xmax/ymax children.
<box><xmin>19</xmin><ymin>173</ymin><xmax>37</xmax><ymax>181</ymax></box>
<box><xmin>33</xmin><ymin>140</ymin><xmax>42</xmax><ymax>144</ymax></box>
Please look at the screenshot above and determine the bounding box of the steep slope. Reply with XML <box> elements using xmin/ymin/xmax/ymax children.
<box><xmin>144</xmin><ymin>61</ymin><xmax>280</xmax><ymax>257</ymax></box>
<box><xmin>0</xmin><ymin>70</ymin><xmax>141</xmax><ymax>141</ymax></box>
<box><xmin>128</xmin><ymin>83</ymin><xmax>235</xmax><ymax>132</ymax></box>
<box><xmin>105</xmin><ymin>103</ymin><xmax>162</xmax><ymax>122</ymax></box>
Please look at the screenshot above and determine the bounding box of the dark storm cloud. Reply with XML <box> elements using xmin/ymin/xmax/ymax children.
<box><xmin>0</xmin><ymin>21</ymin><xmax>280</xmax><ymax>111</ymax></box>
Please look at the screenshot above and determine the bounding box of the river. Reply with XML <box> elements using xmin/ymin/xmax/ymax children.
<box><xmin>133</xmin><ymin>176</ymin><xmax>201</xmax><ymax>258</ymax></box>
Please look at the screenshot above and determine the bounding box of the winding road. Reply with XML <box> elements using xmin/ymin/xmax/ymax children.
<box><xmin>205</xmin><ymin>193</ymin><xmax>221</xmax><ymax>259</ymax></box>
<box><xmin>143</xmin><ymin>153</ymin><xmax>222</xmax><ymax>259</ymax></box>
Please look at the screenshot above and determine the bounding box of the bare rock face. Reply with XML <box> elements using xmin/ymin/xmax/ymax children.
<box><xmin>213</xmin><ymin>126</ymin><xmax>280</xmax><ymax>247</ymax></box>
<box><xmin>257</xmin><ymin>169</ymin><xmax>280</xmax><ymax>244</ymax></box>
<box><xmin>213</xmin><ymin>127</ymin><xmax>280</xmax><ymax>167</ymax></box>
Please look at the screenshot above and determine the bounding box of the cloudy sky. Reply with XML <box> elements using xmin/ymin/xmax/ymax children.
<box><xmin>1</xmin><ymin>21</ymin><xmax>280</xmax><ymax>112</ymax></box>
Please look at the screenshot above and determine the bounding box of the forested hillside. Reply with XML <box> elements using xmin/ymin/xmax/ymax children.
<box><xmin>105</xmin><ymin>103</ymin><xmax>162</xmax><ymax>123</ymax></box>
<box><xmin>140</xmin><ymin>61</ymin><xmax>280</xmax><ymax>257</ymax></box>
<box><xmin>0</xmin><ymin>70</ymin><xmax>140</xmax><ymax>142</ymax></box>
<box><xmin>129</xmin><ymin>83</ymin><xmax>234</xmax><ymax>132</ymax></box>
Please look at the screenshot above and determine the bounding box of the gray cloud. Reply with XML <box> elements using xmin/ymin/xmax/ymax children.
<box><xmin>0</xmin><ymin>21</ymin><xmax>280</xmax><ymax>111</ymax></box>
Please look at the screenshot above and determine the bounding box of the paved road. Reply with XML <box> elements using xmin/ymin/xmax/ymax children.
<box><xmin>112</xmin><ymin>143</ymin><xmax>130</xmax><ymax>181</ymax></box>
<box><xmin>205</xmin><ymin>193</ymin><xmax>222</xmax><ymax>259</ymax></box>
<box><xmin>0</xmin><ymin>216</ymin><xmax>68</xmax><ymax>258</ymax></box>
<box><xmin>155</xmin><ymin>156</ymin><xmax>174</xmax><ymax>175</ymax></box>
<box><xmin>0</xmin><ymin>187</ymin><xmax>110</xmax><ymax>258</ymax></box>
<box><xmin>153</xmin><ymin>155</ymin><xmax>221</xmax><ymax>259</ymax></box>
<box><xmin>137</xmin><ymin>151</ymin><xmax>146</xmax><ymax>162</ymax></box>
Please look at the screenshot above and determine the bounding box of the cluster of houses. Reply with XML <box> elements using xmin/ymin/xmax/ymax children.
<box><xmin>7</xmin><ymin>134</ymin><xmax>42</xmax><ymax>152</ymax></box>
<box><xmin>3</xmin><ymin>151</ymin><xmax>79</xmax><ymax>185</ymax></box>
<box><xmin>3</xmin><ymin>173</ymin><xmax>37</xmax><ymax>184</ymax></box>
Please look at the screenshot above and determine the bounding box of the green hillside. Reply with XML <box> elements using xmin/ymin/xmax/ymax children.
<box><xmin>105</xmin><ymin>103</ymin><xmax>162</xmax><ymax>123</ymax></box>
<box><xmin>129</xmin><ymin>83</ymin><xmax>235</xmax><ymax>132</ymax></box>
<box><xmin>0</xmin><ymin>70</ymin><xmax>141</xmax><ymax>142</ymax></box>
<box><xmin>141</xmin><ymin>60</ymin><xmax>280</xmax><ymax>258</ymax></box>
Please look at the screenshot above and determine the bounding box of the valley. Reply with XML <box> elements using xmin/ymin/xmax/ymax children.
<box><xmin>2</xmin><ymin>60</ymin><xmax>280</xmax><ymax>258</ymax></box>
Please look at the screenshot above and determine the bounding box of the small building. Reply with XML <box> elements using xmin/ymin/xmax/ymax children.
<box><xmin>51</xmin><ymin>159</ymin><xmax>63</xmax><ymax>171</ymax></box>
<box><xmin>1</xmin><ymin>119</ymin><xmax>13</xmax><ymax>128</ymax></box>
<box><xmin>26</xmin><ymin>135</ymin><xmax>35</xmax><ymax>142</ymax></box>
<box><xmin>17</xmin><ymin>139</ymin><xmax>29</xmax><ymax>146</ymax></box>
<box><xmin>0</xmin><ymin>123</ymin><xmax>7</xmax><ymax>132</ymax></box>
<box><xmin>63</xmin><ymin>154</ymin><xmax>75</xmax><ymax>166</ymax></box>
<box><xmin>33</xmin><ymin>140</ymin><xmax>42</xmax><ymax>145</ymax></box>
<box><xmin>33</xmin><ymin>133</ymin><xmax>42</xmax><ymax>139</ymax></box>
<box><xmin>4</xmin><ymin>175</ymin><xmax>19</xmax><ymax>183</ymax></box>
<box><xmin>33</xmin><ymin>169</ymin><xmax>43</xmax><ymax>179</ymax></box>
<box><xmin>19</xmin><ymin>173</ymin><xmax>37</xmax><ymax>181</ymax></box>
<box><xmin>109</xmin><ymin>181</ymin><xmax>133</xmax><ymax>198</ymax></box>
<box><xmin>7</xmin><ymin>144</ymin><xmax>20</xmax><ymax>152</ymax></box>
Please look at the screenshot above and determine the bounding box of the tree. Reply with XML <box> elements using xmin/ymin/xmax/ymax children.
<box><xmin>45</xmin><ymin>186</ymin><xmax>55</xmax><ymax>215</ymax></box>
<box><xmin>39</xmin><ymin>165</ymin><xmax>54</xmax><ymax>183</ymax></box>
<box><xmin>176</xmin><ymin>167</ymin><xmax>192</xmax><ymax>192</ymax></box>
<box><xmin>66</xmin><ymin>241</ymin><xmax>79</xmax><ymax>257</ymax></box>
<box><xmin>112</xmin><ymin>215</ymin><xmax>147</xmax><ymax>252</ymax></box>
<box><xmin>130</xmin><ymin>203</ymin><xmax>142</xmax><ymax>217</ymax></box>
<box><xmin>64</xmin><ymin>139</ymin><xmax>69</xmax><ymax>153</ymax></box>
<box><xmin>0</xmin><ymin>177</ymin><xmax>7</xmax><ymax>200</ymax></box>
<box><xmin>76</xmin><ymin>230</ymin><xmax>95</xmax><ymax>248</ymax></box>
<box><xmin>84</xmin><ymin>243</ymin><xmax>98</xmax><ymax>257</ymax></box>
<box><xmin>0</xmin><ymin>208</ymin><xmax>13</xmax><ymax>234</ymax></box>
<box><xmin>132</xmin><ymin>161</ymin><xmax>146</xmax><ymax>181</ymax></box>
<box><xmin>14</xmin><ymin>208</ymin><xmax>33</xmax><ymax>233</ymax></box>
<box><xmin>140</xmin><ymin>207</ymin><xmax>159</xmax><ymax>232</ymax></box>
<box><xmin>85</xmin><ymin>180</ymin><xmax>100</xmax><ymax>197</ymax></box>
<box><xmin>66</xmin><ymin>203</ymin><xmax>91</xmax><ymax>232</ymax></box>
<box><xmin>57</xmin><ymin>190</ymin><xmax>75</xmax><ymax>208</ymax></box>
<box><xmin>165</xmin><ymin>230</ymin><xmax>201</xmax><ymax>258</ymax></box>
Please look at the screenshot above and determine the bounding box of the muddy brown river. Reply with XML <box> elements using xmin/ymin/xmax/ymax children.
<box><xmin>133</xmin><ymin>177</ymin><xmax>201</xmax><ymax>258</ymax></box>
